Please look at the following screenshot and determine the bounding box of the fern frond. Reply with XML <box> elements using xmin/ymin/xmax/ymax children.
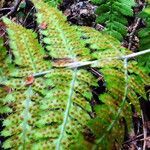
<box><xmin>92</xmin><ymin>0</ymin><xmax>135</xmax><ymax>41</ymax></box>
<box><xmin>74</xmin><ymin>26</ymin><xmax>149</xmax><ymax>149</ymax></box>
<box><xmin>3</xmin><ymin>17</ymin><xmax>51</xmax><ymax>77</ymax></box>
<box><xmin>0</xmin><ymin>1</ymin><xmax>149</xmax><ymax>149</ymax></box>
<box><xmin>1</xmin><ymin>18</ymin><xmax>51</xmax><ymax>149</ymax></box>
<box><xmin>33</xmin><ymin>0</ymin><xmax>91</xmax><ymax>61</ymax></box>
<box><xmin>1</xmin><ymin>3</ymin><xmax>95</xmax><ymax>149</ymax></box>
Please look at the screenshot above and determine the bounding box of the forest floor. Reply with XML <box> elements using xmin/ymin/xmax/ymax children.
<box><xmin>0</xmin><ymin>0</ymin><xmax>150</xmax><ymax>150</ymax></box>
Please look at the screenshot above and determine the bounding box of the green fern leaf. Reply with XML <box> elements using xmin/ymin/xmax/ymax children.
<box><xmin>138</xmin><ymin>3</ymin><xmax>150</xmax><ymax>72</ymax></box>
<box><xmin>92</xmin><ymin>0</ymin><xmax>135</xmax><ymax>41</ymax></box>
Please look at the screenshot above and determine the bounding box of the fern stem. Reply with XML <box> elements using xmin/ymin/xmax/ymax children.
<box><xmin>56</xmin><ymin>68</ymin><xmax>78</xmax><ymax>150</ymax></box>
<box><xmin>92</xmin><ymin>58</ymin><xmax>129</xmax><ymax>150</ymax></box>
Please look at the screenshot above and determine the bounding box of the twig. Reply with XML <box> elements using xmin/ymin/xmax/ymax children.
<box><xmin>67</xmin><ymin>48</ymin><xmax>150</xmax><ymax>68</ymax></box>
<box><xmin>33</xmin><ymin>48</ymin><xmax>150</xmax><ymax>77</ymax></box>
<box><xmin>0</xmin><ymin>0</ymin><xmax>22</xmax><ymax>17</ymax></box>
<box><xmin>140</xmin><ymin>136</ymin><xmax>150</xmax><ymax>141</ymax></box>
<box><xmin>127</xmin><ymin>0</ymin><xmax>146</xmax><ymax>50</ymax></box>
<box><xmin>121</xmin><ymin>48</ymin><xmax>150</xmax><ymax>59</ymax></box>
<box><xmin>141</xmin><ymin>111</ymin><xmax>147</xmax><ymax>150</ymax></box>
<box><xmin>23</xmin><ymin>6</ymin><xmax>35</xmax><ymax>26</ymax></box>
<box><xmin>123</xmin><ymin>134</ymin><xmax>143</xmax><ymax>144</ymax></box>
<box><xmin>0</xmin><ymin>7</ymin><xmax>12</xmax><ymax>11</ymax></box>
<box><xmin>7</xmin><ymin>0</ymin><xmax>22</xmax><ymax>16</ymax></box>
<box><xmin>128</xmin><ymin>18</ymin><xmax>141</xmax><ymax>50</ymax></box>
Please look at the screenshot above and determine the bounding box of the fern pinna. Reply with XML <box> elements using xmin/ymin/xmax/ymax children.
<box><xmin>91</xmin><ymin>0</ymin><xmax>135</xmax><ymax>41</ymax></box>
<box><xmin>0</xmin><ymin>0</ymin><xmax>149</xmax><ymax>149</ymax></box>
